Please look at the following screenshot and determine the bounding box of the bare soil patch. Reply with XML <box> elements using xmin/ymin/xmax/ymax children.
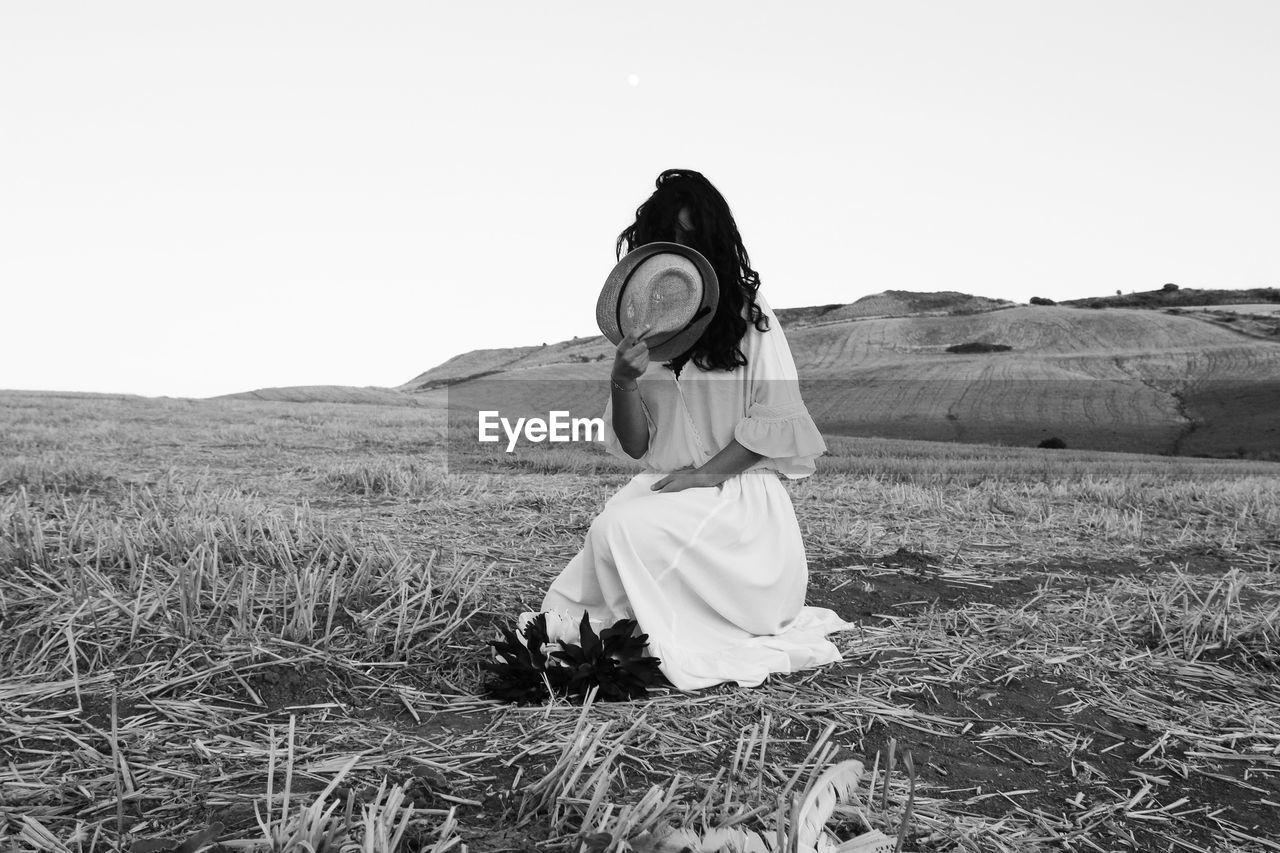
<box><xmin>804</xmin><ymin>547</ymin><xmax>1280</xmax><ymax>849</ymax></box>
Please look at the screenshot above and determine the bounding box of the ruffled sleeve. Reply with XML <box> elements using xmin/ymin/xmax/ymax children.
<box><xmin>733</xmin><ymin>293</ymin><xmax>827</xmax><ymax>478</ymax></box>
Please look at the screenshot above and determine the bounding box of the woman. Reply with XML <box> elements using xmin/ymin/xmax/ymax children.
<box><xmin>541</xmin><ymin>169</ymin><xmax>851</xmax><ymax>691</ymax></box>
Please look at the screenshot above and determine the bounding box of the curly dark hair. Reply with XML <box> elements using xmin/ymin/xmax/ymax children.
<box><xmin>616</xmin><ymin>169</ymin><xmax>769</xmax><ymax>373</ymax></box>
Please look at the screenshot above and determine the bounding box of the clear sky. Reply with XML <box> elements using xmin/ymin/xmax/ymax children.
<box><xmin>3</xmin><ymin>1</ymin><xmax>1277</xmax><ymax>399</ymax></box>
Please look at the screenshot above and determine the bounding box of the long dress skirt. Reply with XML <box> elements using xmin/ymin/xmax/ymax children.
<box><xmin>541</xmin><ymin>468</ymin><xmax>851</xmax><ymax>691</ymax></box>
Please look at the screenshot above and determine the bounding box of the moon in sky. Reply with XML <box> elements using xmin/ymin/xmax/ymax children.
<box><xmin>627</xmin><ymin>73</ymin><xmax>640</xmax><ymax>87</ymax></box>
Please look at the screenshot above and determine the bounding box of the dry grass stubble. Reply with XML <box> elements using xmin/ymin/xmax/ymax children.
<box><xmin>2</xmin><ymin>391</ymin><xmax>1279</xmax><ymax>851</ymax></box>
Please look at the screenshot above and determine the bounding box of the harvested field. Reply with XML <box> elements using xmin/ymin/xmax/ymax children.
<box><xmin>2</xmin><ymin>390</ymin><xmax>1279</xmax><ymax>852</ymax></box>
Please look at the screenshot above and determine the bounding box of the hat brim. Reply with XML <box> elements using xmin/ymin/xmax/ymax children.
<box><xmin>596</xmin><ymin>242</ymin><xmax>719</xmax><ymax>363</ymax></box>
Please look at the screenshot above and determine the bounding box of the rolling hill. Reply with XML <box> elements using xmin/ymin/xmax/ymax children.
<box><xmin>215</xmin><ymin>385</ymin><xmax>443</xmax><ymax>406</ymax></box>
<box><xmin>770</xmin><ymin>290</ymin><xmax>1015</xmax><ymax>327</ymax></box>
<box><xmin>403</xmin><ymin>291</ymin><xmax>1280</xmax><ymax>459</ymax></box>
<box><xmin>398</xmin><ymin>291</ymin><xmax>1018</xmax><ymax>391</ymax></box>
<box><xmin>1059</xmin><ymin>285</ymin><xmax>1280</xmax><ymax>310</ymax></box>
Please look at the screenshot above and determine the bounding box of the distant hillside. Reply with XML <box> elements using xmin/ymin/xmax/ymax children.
<box><xmin>409</xmin><ymin>293</ymin><xmax>1280</xmax><ymax>459</ymax></box>
<box><xmin>1161</xmin><ymin>306</ymin><xmax>1280</xmax><ymax>342</ymax></box>
<box><xmin>0</xmin><ymin>389</ymin><xmax>152</xmax><ymax>402</ymax></box>
<box><xmin>775</xmin><ymin>290</ymin><xmax>1014</xmax><ymax>328</ymax></box>
<box><xmin>215</xmin><ymin>385</ymin><xmax>441</xmax><ymax>406</ymax></box>
<box><xmin>1058</xmin><ymin>285</ymin><xmax>1280</xmax><ymax>310</ymax></box>
<box><xmin>401</xmin><ymin>291</ymin><xmax>1014</xmax><ymax>392</ymax></box>
<box><xmin>1044</xmin><ymin>286</ymin><xmax>1280</xmax><ymax>342</ymax></box>
<box><xmin>786</xmin><ymin>306</ymin><xmax>1280</xmax><ymax>458</ymax></box>
<box><xmin>397</xmin><ymin>338</ymin><xmax>612</xmax><ymax>392</ymax></box>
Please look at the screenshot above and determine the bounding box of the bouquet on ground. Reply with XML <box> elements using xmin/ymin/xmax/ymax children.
<box><xmin>482</xmin><ymin>610</ymin><xmax>668</xmax><ymax>704</ymax></box>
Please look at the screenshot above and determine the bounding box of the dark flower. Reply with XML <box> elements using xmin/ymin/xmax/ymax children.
<box><xmin>482</xmin><ymin>612</ymin><xmax>668</xmax><ymax>704</ymax></box>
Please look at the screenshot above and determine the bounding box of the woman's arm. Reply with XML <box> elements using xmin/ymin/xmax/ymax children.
<box><xmin>610</xmin><ymin>377</ymin><xmax>648</xmax><ymax>459</ymax></box>
<box><xmin>697</xmin><ymin>439</ymin><xmax>764</xmax><ymax>485</ymax></box>
<box><xmin>610</xmin><ymin>328</ymin><xmax>652</xmax><ymax>459</ymax></box>
<box><xmin>651</xmin><ymin>438</ymin><xmax>764</xmax><ymax>492</ymax></box>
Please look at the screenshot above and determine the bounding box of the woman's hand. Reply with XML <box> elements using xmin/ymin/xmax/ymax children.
<box><xmin>651</xmin><ymin>466</ymin><xmax>716</xmax><ymax>493</ymax></box>
<box><xmin>612</xmin><ymin>324</ymin><xmax>653</xmax><ymax>384</ymax></box>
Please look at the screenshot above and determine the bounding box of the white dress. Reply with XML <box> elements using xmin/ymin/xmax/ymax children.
<box><xmin>541</xmin><ymin>292</ymin><xmax>853</xmax><ymax>691</ymax></box>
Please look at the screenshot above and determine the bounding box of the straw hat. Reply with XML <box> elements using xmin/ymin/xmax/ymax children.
<box><xmin>595</xmin><ymin>242</ymin><xmax>719</xmax><ymax>362</ymax></box>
